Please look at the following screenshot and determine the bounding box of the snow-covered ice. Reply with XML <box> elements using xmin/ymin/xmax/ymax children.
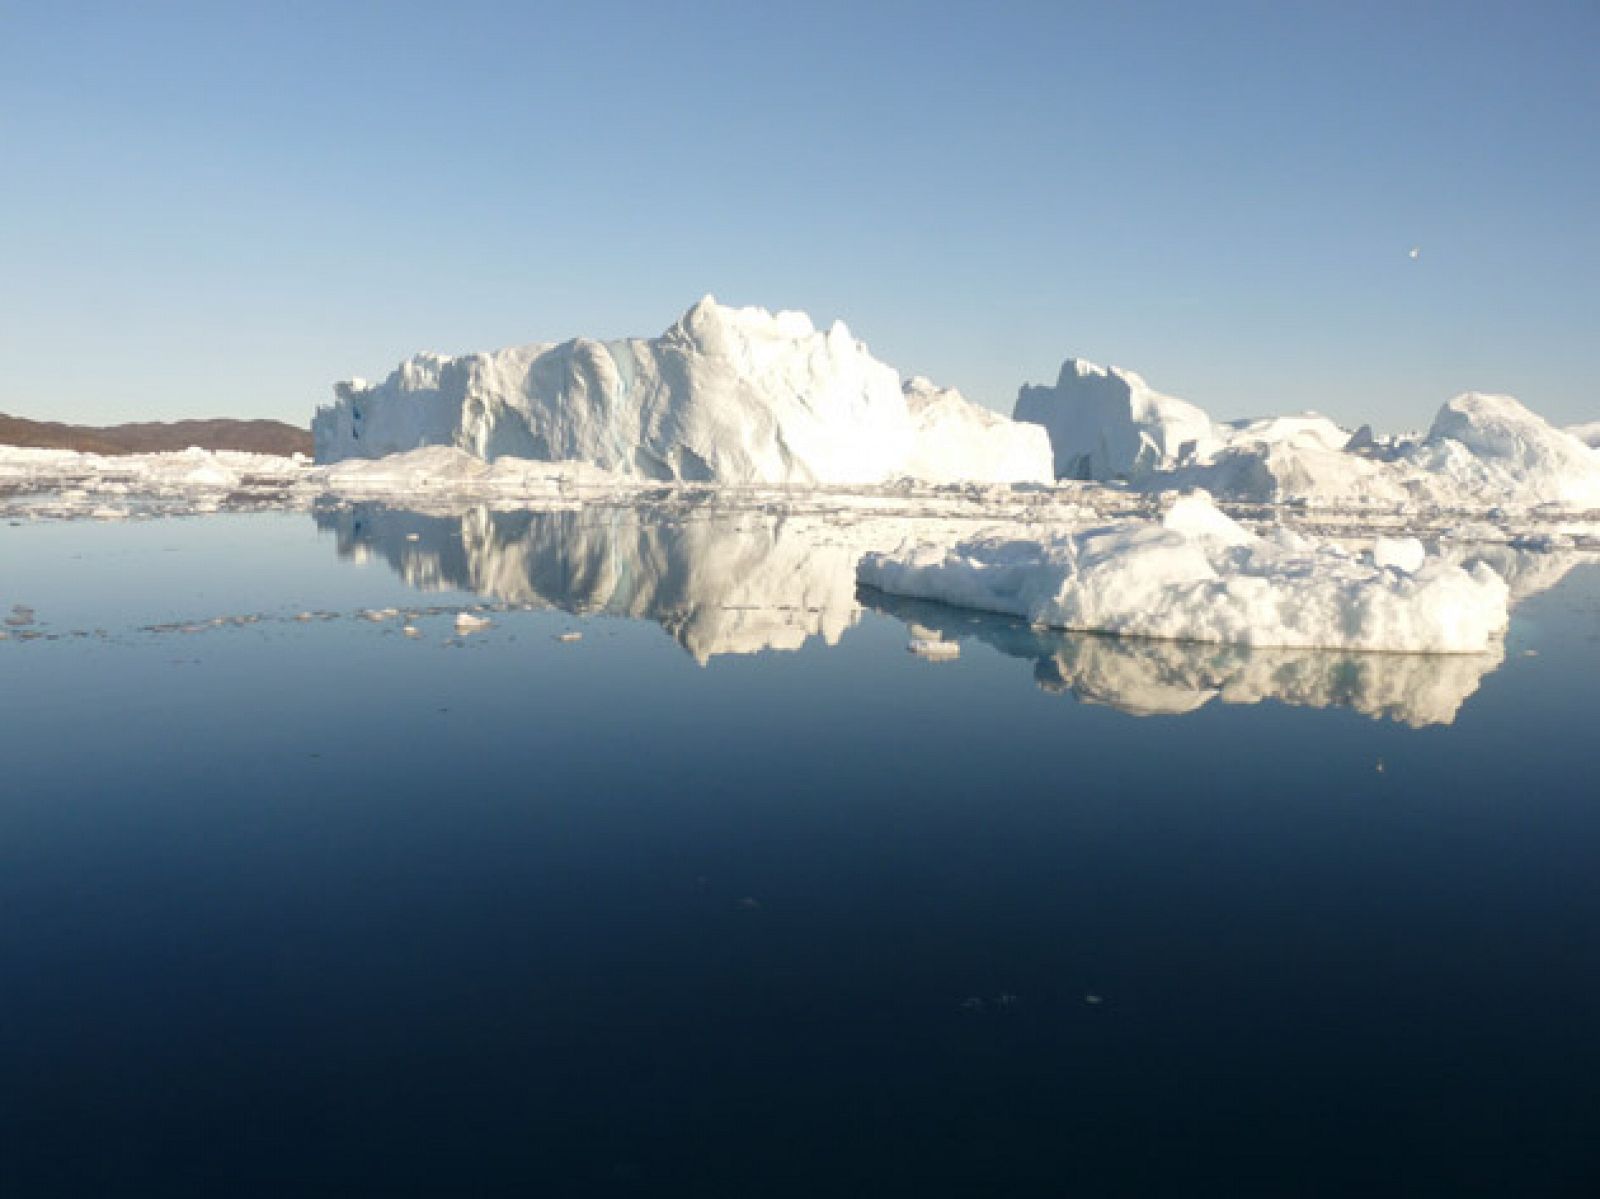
<box><xmin>858</xmin><ymin>493</ymin><xmax>1511</xmax><ymax>653</ymax></box>
<box><xmin>313</xmin><ymin>297</ymin><xmax>1053</xmax><ymax>487</ymax></box>
<box><xmin>900</xmin><ymin>376</ymin><xmax>1055</xmax><ymax>486</ymax></box>
<box><xmin>1014</xmin><ymin>358</ymin><xmax>1219</xmax><ymax>482</ymax></box>
<box><xmin>1013</xmin><ymin>357</ymin><xmax>1600</xmax><ymax>513</ymax></box>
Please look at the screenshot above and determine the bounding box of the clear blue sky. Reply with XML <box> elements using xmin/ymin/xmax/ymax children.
<box><xmin>3</xmin><ymin>0</ymin><xmax>1596</xmax><ymax>431</ymax></box>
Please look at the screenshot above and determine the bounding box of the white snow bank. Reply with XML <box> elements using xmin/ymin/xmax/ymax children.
<box><xmin>1013</xmin><ymin>358</ymin><xmax>1218</xmax><ymax>481</ymax></box>
<box><xmin>857</xmin><ymin>493</ymin><xmax>1510</xmax><ymax>652</ymax></box>
<box><xmin>314</xmin><ymin>298</ymin><xmax>1053</xmax><ymax>487</ymax></box>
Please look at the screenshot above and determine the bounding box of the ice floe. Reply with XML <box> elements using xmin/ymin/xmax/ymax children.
<box><xmin>857</xmin><ymin>493</ymin><xmax>1512</xmax><ymax>653</ymax></box>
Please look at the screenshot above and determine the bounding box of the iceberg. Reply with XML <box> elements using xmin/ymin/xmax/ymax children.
<box><xmin>901</xmin><ymin>376</ymin><xmax>1056</xmax><ymax>486</ymax></box>
<box><xmin>857</xmin><ymin>493</ymin><xmax>1511</xmax><ymax>653</ymax></box>
<box><xmin>1013</xmin><ymin>358</ymin><xmax>1219</xmax><ymax>481</ymax></box>
<box><xmin>1408</xmin><ymin>393</ymin><xmax>1600</xmax><ymax>508</ymax></box>
<box><xmin>1568</xmin><ymin>421</ymin><xmax>1600</xmax><ymax>450</ymax></box>
<box><xmin>1012</xmin><ymin>357</ymin><xmax>1600</xmax><ymax>511</ymax></box>
<box><xmin>313</xmin><ymin>298</ymin><xmax>1053</xmax><ymax>487</ymax></box>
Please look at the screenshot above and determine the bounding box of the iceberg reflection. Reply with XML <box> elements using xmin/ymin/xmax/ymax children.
<box><xmin>861</xmin><ymin>591</ymin><xmax>1507</xmax><ymax>727</ymax></box>
<box><xmin>314</xmin><ymin>503</ymin><xmax>872</xmax><ymax>662</ymax></box>
<box><xmin>315</xmin><ymin>501</ymin><xmax>1580</xmax><ymax>725</ymax></box>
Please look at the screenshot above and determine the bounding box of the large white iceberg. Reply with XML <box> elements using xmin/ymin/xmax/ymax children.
<box><xmin>1014</xmin><ymin>356</ymin><xmax>1600</xmax><ymax>510</ymax></box>
<box><xmin>1013</xmin><ymin>358</ymin><xmax>1219</xmax><ymax>481</ymax></box>
<box><xmin>313</xmin><ymin>298</ymin><xmax>1053</xmax><ymax>487</ymax></box>
<box><xmin>857</xmin><ymin>493</ymin><xmax>1511</xmax><ymax>653</ymax></box>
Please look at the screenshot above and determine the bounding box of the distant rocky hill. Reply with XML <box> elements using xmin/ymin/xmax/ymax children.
<box><xmin>0</xmin><ymin>414</ymin><xmax>311</xmax><ymax>457</ymax></box>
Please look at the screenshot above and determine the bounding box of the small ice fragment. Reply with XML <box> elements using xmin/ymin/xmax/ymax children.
<box><xmin>555</xmin><ymin>630</ymin><xmax>582</xmax><ymax>643</ymax></box>
<box><xmin>1375</xmin><ymin>759</ymin><xmax>1386</xmax><ymax>774</ymax></box>
<box><xmin>405</xmin><ymin>532</ymin><xmax>420</xmax><ymax>542</ymax></box>
<box><xmin>960</xmin><ymin>997</ymin><xmax>985</xmax><ymax>1012</ymax></box>
<box><xmin>1523</xmin><ymin>649</ymin><xmax>1538</xmax><ymax>657</ymax></box>
<box><xmin>455</xmin><ymin>612</ymin><xmax>493</xmax><ymax>633</ymax></box>
<box><xmin>361</xmin><ymin>607</ymin><xmax>400</xmax><ymax>622</ymax></box>
<box><xmin>1373</xmin><ymin>536</ymin><xmax>1425</xmax><ymax>574</ymax></box>
<box><xmin>908</xmin><ymin>637</ymin><xmax>959</xmax><ymax>660</ymax></box>
<box><xmin>403</xmin><ymin>625</ymin><xmax>421</xmax><ymax>638</ymax></box>
<box><xmin>1409</xmin><ymin>246</ymin><xmax>1420</xmax><ymax>260</ymax></box>
<box><xmin>1084</xmin><ymin>994</ymin><xmax>1103</xmax><ymax>1006</ymax></box>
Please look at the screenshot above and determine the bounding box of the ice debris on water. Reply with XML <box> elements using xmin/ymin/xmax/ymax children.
<box><xmin>860</xmin><ymin>493</ymin><xmax>1512</xmax><ymax>653</ymax></box>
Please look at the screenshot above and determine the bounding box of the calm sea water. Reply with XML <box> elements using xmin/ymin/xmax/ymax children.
<box><xmin>3</xmin><ymin>511</ymin><xmax>1599</xmax><ymax>1196</ymax></box>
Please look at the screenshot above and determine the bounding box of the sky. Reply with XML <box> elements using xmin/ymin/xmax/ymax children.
<box><xmin>2</xmin><ymin>0</ymin><xmax>1597</xmax><ymax>432</ymax></box>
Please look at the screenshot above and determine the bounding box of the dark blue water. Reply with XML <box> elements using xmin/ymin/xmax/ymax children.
<box><xmin>3</xmin><ymin>512</ymin><xmax>1599</xmax><ymax>1195</ymax></box>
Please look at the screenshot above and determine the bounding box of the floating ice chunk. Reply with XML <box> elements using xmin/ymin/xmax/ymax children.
<box><xmin>455</xmin><ymin>612</ymin><xmax>493</xmax><ymax>633</ymax></box>
<box><xmin>1373</xmin><ymin>536</ymin><xmax>1426</xmax><ymax>574</ymax></box>
<box><xmin>555</xmin><ymin>630</ymin><xmax>582</xmax><ymax>643</ymax></box>
<box><xmin>1160</xmin><ymin>490</ymin><xmax>1252</xmax><ymax>546</ymax></box>
<box><xmin>908</xmin><ymin>636</ymin><xmax>960</xmax><ymax>660</ymax></box>
<box><xmin>858</xmin><ymin>493</ymin><xmax>1510</xmax><ymax>653</ymax></box>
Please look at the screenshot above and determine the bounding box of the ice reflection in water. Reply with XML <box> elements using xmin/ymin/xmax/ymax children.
<box><xmin>862</xmin><ymin>591</ymin><xmax>1506</xmax><ymax>727</ymax></box>
<box><xmin>315</xmin><ymin>503</ymin><xmax>876</xmax><ymax>662</ymax></box>
<box><xmin>317</xmin><ymin>501</ymin><xmax>1584</xmax><ymax>725</ymax></box>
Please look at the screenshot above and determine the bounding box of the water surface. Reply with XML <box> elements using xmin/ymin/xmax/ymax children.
<box><xmin>3</xmin><ymin>512</ymin><xmax>1598</xmax><ymax>1195</ymax></box>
